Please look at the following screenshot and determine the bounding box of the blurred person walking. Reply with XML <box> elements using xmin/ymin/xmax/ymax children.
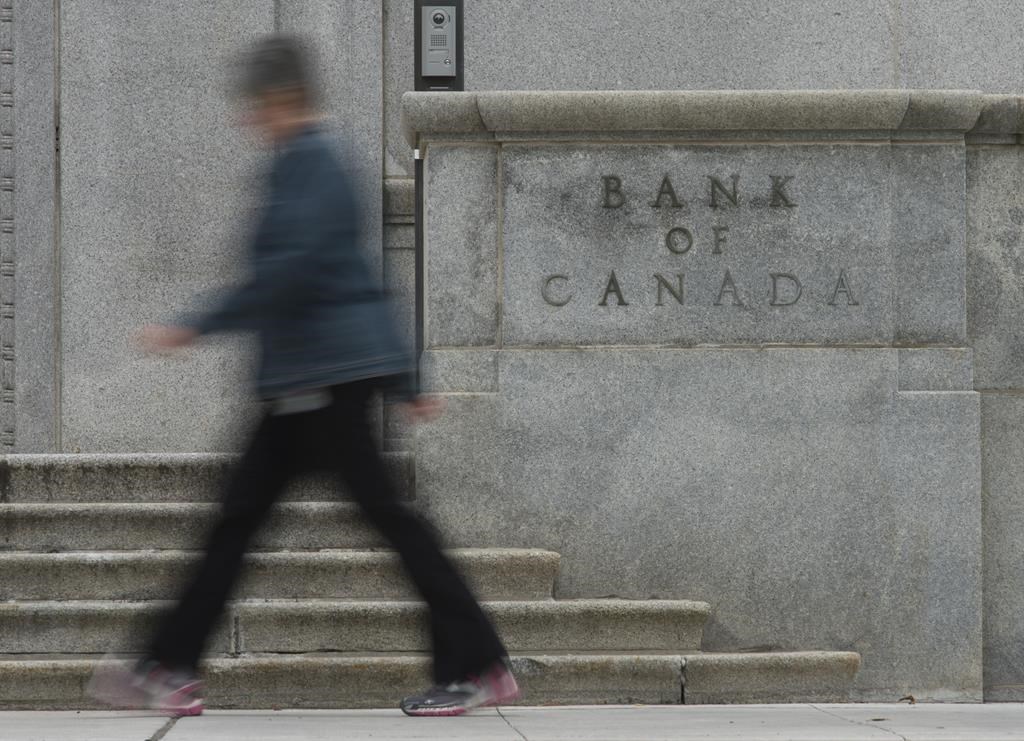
<box><xmin>88</xmin><ymin>35</ymin><xmax>517</xmax><ymax>718</ymax></box>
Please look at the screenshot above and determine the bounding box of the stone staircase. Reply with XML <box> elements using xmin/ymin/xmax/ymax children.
<box><xmin>0</xmin><ymin>454</ymin><xmax>860</xmax><ymax>708</ymax></box>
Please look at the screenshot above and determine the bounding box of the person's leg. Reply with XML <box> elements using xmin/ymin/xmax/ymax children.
<box><xmin>147</xmin><ymin>413</ymin><xmax>294</xmax><ymax>671</ymax></box>
<box><xmin>322</xmin><ymin>381</ymin><xmax>508</xmax><ymax>685</ymax></box>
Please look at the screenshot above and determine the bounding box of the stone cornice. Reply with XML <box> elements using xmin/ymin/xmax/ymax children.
<box><xmin>402</xmin><ymin>90</ymin><xmax>1024</xmax><ymax>146</ymax></box>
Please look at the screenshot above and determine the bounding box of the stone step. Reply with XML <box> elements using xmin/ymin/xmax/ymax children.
<box><xmin>0</xmin><ymin>549</ymin><xmax>559</xmax><ymax>601</ymax></box>
<box><xmin>0</xmin><ymin>651</ymin><xmax>860</xmax><ymax>708</ymax></box>
<box><xmin>681</xmin><ymin>651</ymin><xmax>862</xmax><ymax>704</ymax></box>
<box><xmin>0</xmin><ymin>599</ymin><xmax>710</xmax><ymax>654</ymax></box>
<box><xmin>0</xmin><ymin>453</ymin><xmax>414</xmax><ymax>503</ymax></box>
<box><xmin>0</xmin><ymin>502</ymin><xmax>384</xmax><ymax>551</ymax></box>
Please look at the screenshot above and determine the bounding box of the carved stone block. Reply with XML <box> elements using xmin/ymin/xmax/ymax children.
<box><xmin>410</xmin><ymin>91</ymin><xmax>984</xmax><ymax>700</ymax></box>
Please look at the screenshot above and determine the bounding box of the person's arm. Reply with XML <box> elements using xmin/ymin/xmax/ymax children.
<box><xmin>189</xmin><ymin>184</ymin><xmax>328</xmax><ymax>336</ymax></box>
<box><xmin>141</xmin><ymin>186</ymin><xmax>338</xmax><ymax>351</ymax></box>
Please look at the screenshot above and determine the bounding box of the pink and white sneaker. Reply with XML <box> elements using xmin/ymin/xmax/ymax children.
<box><xmin>87</xmin><ymin>658</ymin><xmax>204</xmax><ymax>717</ymax></box>
<box><xmin>400</xmin><ymin>659</ymin><xmax>520</xmax><ymax>717</ymax></box>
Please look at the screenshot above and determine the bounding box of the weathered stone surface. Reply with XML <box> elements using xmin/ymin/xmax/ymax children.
<box><xmin>0</xmin><ymin>452</ymin><xmax>413</xmax><ymax>502</ymax></box>
<box><xmin>384</xmin><ymin>178</ymin><xmax>415</xmax><ymax>224</ymax></box>
<box><xmin>898</xmin><ymin>90</ymin><xmax>987</xmax><ymax>132</ymax></box>
<box><xmin>683</xmin><ymin>651</ymin><xmax>861</xmax><ymax>704</ymax></box>
<box><xmin>409</xmin><ymin>135</ymin><xmax>970</xmax><ymax>349</ymax></box>
<box><xmin>425</xmin><ymin>145</ymin><xmax>499</xmax><ymax>347</ymax></box>
<box><xmin>422</xmin><ymin>350</ymin><xmax>498</xmax><ymax>393</ymax></box>
<box><xmin>224</xmin><ymin>655</ymin><xmax>684</xmax><ymax>708</ymax></box>
<box><xmin>386</xmin><ymin>1</ymin><xmax>899</xmax><ymax>173</ymax></box>
<box><xmin>236</xmin><ymin>599</ymin><xmax>707</xmax><ymax>653</ymax></box>
<box><xmin>0</xmin><ymin>654</ymin><xmax>688</xmax><ymax>709</ymax></box>
<box><xmin>415</xmin><ymin>393</ymin><xmax>502</xmax><ymax>538</ymax></box>
<box><xmin>386</xmin><ymin>3</ymin><xmax>1024</xmax><ymax>171</ymax></box>
<box><xmin>416</xmin><ymin>349</ymin><xmax>982</xmax><ymax>700</ymax></box>
<box><xmin>0</xmin><ymin>502</ymin><xmax>384</xmax><ymax>552</ymax></box>
<box><xmin>0</xmin><ymin>549</ymin><xmax>559</xmax><ymax>602</ymax></box>
<box><xmin>403</xmin><ymin>91</ymin><xmax>989</xmax><ymax>148</ymax></box>
<box><xmin>969</xmin><ymin>95</ymin><xmax>1024</xmax><ymax>137</ymax></box>
<box><xmin>898</xmin><ymin>0</ymin><xmax>1024</xmax><ymax>93</ymax></box>
<box><xmin>967</xmin><ymin>145</ymin><xmax>1024</xmax><ymax>389</ymax></box>
<box><xmin>383</xmin><ymin>0</ymin><xmax>415</xmax><ymax>176</ymax></box>
<box><xmin>898</xmin><ymin>349</ymin><xmax>973</xmax><ymax>391</ymax></box>
<box><xmin>409</xmin><ymin>87</ymin><xmax>985</xmax><ymax>700</ymax></box>
<box><xmin>891</xmin><ymin>144</ymin><xmax>967</xmax><ymax>345</ymax></box>
<box><xmin>383</xmin><ymin>224</ymin><xmax>416</xmax><ymax>450</ymax></box>
<box><xmin>474</xmin><ymin>90</ymin><xmax>980</xmax><ymax>136</ymax></box>
<box><xmin>0</xmin><ymin>601</ymin><xmax>231</xmax><ymax>654</ymax></box>
<box><xmin>462</xmin><ymin>3</ymin><xmax>896</xmax><ymax>93</ymax></box>
<box><xmin>59</xmin><ymin>1</ymin><xmax>273</xmax><ymax>452</ymax></box>
<box><xmin>384</xmin><ymin>226</ymin><xmax>415</xmax><ymax>352</ymax></box>
<box><xmin>872</xmin><ymin>389</ymin><xmax>982</xmax><ymax>702</ymax></box>
<box><xmin>13</xmin><ymin>0</ymin><xmax>58</xmax><ymax>452</ymax></box>
<box><xmin>407</xmin><ymin>90</ymin><xmax>905</xmax><ymax>145</ymax></box>
<box><xmin>402</xmin><ymin>92</ymin><xmax>487</xmax><ymax>148</ymax></box>
<box><xmin>980</xmin><ymin>393</ymin><xmax>1024</xmax><ymax>701</ymax></box>
<box><xmin>472</xmin><ymin>90</ymin><xmax>909</xmax><ymax>138</ymax></box>
<box><xmin>499</xmin><ymin>144</ymin><xmax>891</xmax><ymax>346</ymax></box>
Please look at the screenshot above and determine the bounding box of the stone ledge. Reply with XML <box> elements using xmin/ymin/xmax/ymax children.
<box><xmin>0</xmin><ymin>501</ymin><xmax>385</xmax><ymax>551</ymax></box>
<box><xmin>683</xmin><ymin>651</ymin><xmax>862</xmax><ymax>704</ymax></box>
<box><xmin>236</xmin><ymin>599</ymin><xmax>710</xmax><ymax>654</ymax></box>
<box><xmin>969</xmin><ymin>94</ymin><xmax>1024</xmax><ymax>137</ymax></box>
<box><xmin>0</xmin><ymin>654</ymin><xmax>686</xmax><ymax>708</ymax></box>
<box><xmin>0</xmin><ymin>452</ymin><xmax>414</xmax><ymax>502</ymax></box>
<box><xmin>402</xmin><ymin>90</ymin><xmax>1000</xmax><ymax>146</ymax></box>
<box><xmin>0</xmin><ymin>548</ymin><xmax>561</xmax><ymax>601</ymax></box>
<box><xmin>0</xmin><ymin>599</ymin><xmax>709</xmax><ymax>655</ymax></box>
<box><xmin>0</xmin><ymin>651</ymin><xmax>862</xmax><ymax>708</ymax></box>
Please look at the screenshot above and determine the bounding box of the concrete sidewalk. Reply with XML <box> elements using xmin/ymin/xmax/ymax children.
<box><xmin>5</xmin><ymin>705</ymin><xmax>1024</xmax><ymax>741</ymax></box>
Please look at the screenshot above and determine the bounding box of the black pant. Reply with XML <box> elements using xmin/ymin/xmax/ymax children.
<box><xmin>148</xmin><ymin>380</ymin><xmax>507</xmax><ymax>684</ymax></box>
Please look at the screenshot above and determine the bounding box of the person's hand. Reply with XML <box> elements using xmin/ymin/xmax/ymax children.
<box><xmin>138</xmin><ymin>325</ymin><xmax>198</xmax><ymax>355</ymax></box>
<box><xmin>403</xmin><ymin>395</ymin><xmax>445</xmax><ymax>424</ymax></box>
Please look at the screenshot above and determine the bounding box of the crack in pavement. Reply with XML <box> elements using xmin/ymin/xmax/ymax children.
<box><xmin>148</xmin><ymin>716</ymin><xmax>179</xmax><ymax>741</ymax></box>
<box><xmin>496</xmin><ymin>706</ymin><xmax>529</xmax><ymax>741</ymax></box>
<box><xmin>810</xmin><ymin>704</ymin><xmax>910</xmax><ymax>741</ymax></box>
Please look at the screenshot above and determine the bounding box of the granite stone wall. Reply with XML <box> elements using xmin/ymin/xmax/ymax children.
<box><xmin>57</xmin><ymin>1</ymin><xmax>273</xmax><ymax>453</ymax></box>
<box><xmin>385</xmin><ymin>0</ymin><xmax>1024</xmax><ymax>176</ymax></box>
<box><xmin>11</xmin><ymin>0</ymin><xmax>1024</xmax><ymax>452</ymax></box>
<box><xmin>27</xmin><ymin>1</ymin><xmax>388</xmax><ymax>453</ymax></box>
<box><xmin>967</xmin><ymin>142</ymin><xmax>1024</xmax><ymax>701</ymax></box>
<box><xmin>405</xmin><ymin>90</ymin><xmax>1018</xmax><ymax>700</ymax></box>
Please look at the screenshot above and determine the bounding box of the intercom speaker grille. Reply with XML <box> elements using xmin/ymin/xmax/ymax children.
<box><xmin>431</xmin><ymin>34</ymin><xmax>447</xmax><ymax>47</ymax></box>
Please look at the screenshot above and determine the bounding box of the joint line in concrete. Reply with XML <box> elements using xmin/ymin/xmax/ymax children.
<box><xmin>680</xmin><ymin>658</ymin><xmax>686</xmax><ymax>704</ymax></box>
<box><xmin>809</xmin><ymin>703</ymin><xmax>908</xmax><ymax>741</ymax></box>
<box><xmin>496</xmin><ymin>706</ymin><xmax>528</xmax><ymax>741</ymax></box>
<box><xmin>148</xmin><ymin>717</ymin><xmax>178</xmax><ymax>741</ymax></box>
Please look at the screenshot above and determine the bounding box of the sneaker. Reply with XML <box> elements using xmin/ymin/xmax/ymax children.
<box><xmin>87</xmin><ymin>658</ymin><xmax>204</xmax><ymax>717</ymax></box>
<box><xmin>401</xmin><ymin>659</ymin><xmax>520</xmax><ymax>717</ymax></box>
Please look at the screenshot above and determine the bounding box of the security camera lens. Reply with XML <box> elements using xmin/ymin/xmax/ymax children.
<box><xmin>432</xmin><ymin>11</ymin><xmax>446</xmax><ymax>25</ymax></box>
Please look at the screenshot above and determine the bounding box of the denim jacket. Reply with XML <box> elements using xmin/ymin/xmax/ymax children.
<box><xmin>185</xmin><ymin>126</ymin><xmax>415</xmax><ymax>400</ymax></box>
